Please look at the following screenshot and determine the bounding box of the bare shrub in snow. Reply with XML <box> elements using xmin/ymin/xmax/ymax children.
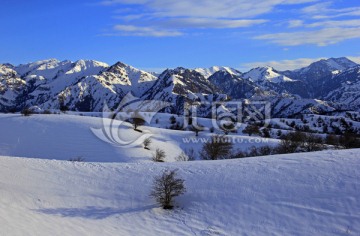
<box><xmin>152</xmin><ymin>148</ymin><xmax>166</xmax><ymax>162</ymax></box>
<box><xmin>150</xmin><ymin>169</ymin><xmax>186</xmax><ymax>209</ymax></box>
<box><xmin>143</xmin><ymin>137</ymin><xmax>152</xmax><ymax>150</ymax></box>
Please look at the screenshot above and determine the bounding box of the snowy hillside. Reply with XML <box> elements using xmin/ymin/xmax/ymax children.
<box><xmin>0</xmin><ymin>149</ymin><xmax>359</xmax><ymax>235</ymax></box>
<box><xmin>0</xmin><ymin>114</ymin><xmax>279</xmax><ymax>162</ymax></box>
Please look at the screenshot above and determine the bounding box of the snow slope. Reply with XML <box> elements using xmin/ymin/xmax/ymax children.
<box><xmin>0</xmin><ymin>114</ymin><xmax>279</xmax><ymax>162</ymax></box>
<box><xmin>0</xmin><ymin>149</ymin><xmax>359</xmax><ymax>235</ymax></box>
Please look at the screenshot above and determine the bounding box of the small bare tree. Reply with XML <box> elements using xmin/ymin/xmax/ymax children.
<box><xmin>152</xmin><ymin>148</ymin><xmax>166</xmax><ymax>162</ymax></box>
<box><xmin>132</xmin><ymin>117</ymin><xmax>145</xmax><ymax>131</ymax></box>
<box><xmin>150</xmin><ymin>169</ymin><xmax>186</xmax><ymax>209</ymax></box>
<box><xmin>143</xmin><ymin>137</ymin><xmax>152</xmax><ymax>150</ymax></box>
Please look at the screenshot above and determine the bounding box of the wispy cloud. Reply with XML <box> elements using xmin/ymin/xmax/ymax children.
<box><xmin>255</xmin><ymin>27</ymin><xmax>360</xmax><ymax>46</ymax></box>
<box><xmin>101</xmin><ymin>0</ymin><xmax>318</xmax><ymax>18</ymax></box>
<box><xmin>305</xmin><ymin>19</ymin><xmax>360</xmax><ymax>28</ymax></box>
<box><xmin>241</xmin><ymin>57</ymin><xmax>325</xmax><ymax>71</ymax></box>
<box><xmin>288</xmin><ymin>20</ymin><xmax>304</xmax><ymax>28</ymax></box>
<box><xmin>160</xmin><ymin>18</ymin><xmax>268</xmax><ymax>29</ymax></box>
<box><xmin>255</xmin><ymin>1</ymin><xmax>360</xmax><ymax>46</ymax></box>
<box><xmin>112</xmin><ymin>25</ymin><xmax>182</xmax><ymax>37</ymax></box>
<box><xmin>302</xmin><ymin>2</ymin><xmax>360</xmax><ymax>19</ymax></box>
<box><xmin>348</xmin><ymin>56</ymin><xmax>360</xmax><ymax>64</ymax></box>
<box><xmin>241</xmin><ymin>56</ymin><xmax>360</xmax><ymax>71</ymax></box>
<box><xmin>99</xmin><ymin>0</ymin><xmax>318</xmax><ymax>37</ymax></box>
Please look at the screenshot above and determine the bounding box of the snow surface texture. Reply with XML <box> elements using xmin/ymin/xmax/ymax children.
<box><xmin>0</xmin><ymin>149</ymin><xmax>359</xmax><ymax>235</ymax></box>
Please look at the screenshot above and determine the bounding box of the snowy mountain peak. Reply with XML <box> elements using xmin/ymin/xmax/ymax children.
<box><xmin>15</xmin><ymin>59</ymin><xmax>63</xmax><ymax>77</ymax></box>
<box><xmin>0</xmin><ymin>63</ymin><xmax>16</xmax><ymax>76</ymax></box>
<box><xmin>195</xmin><ymin>66</ymin><xmax>241</xmax><ymax>79</ymax></box>
<box><xmin>243</xmin><ymin>66</ymin><xmax>295</xmax><ymax>83</ymax></box>
<box><xmin>324</xmin><ymin>57</ymin><xmax>358</xmax><ymax>71</ymax></box>
<box><xmin>173</xmin><ymin>67</ymin><xmax>188</xmax><ymax>74</ymax></box>
<box><xmin>68</xmin><ymin>60</ymin><xmax>108</xmax><ymax>74</ymax></box>
<box><xmin>295</xmin><ymin>57</ymin><xmax>358</xmax><ymax>74</ymax></box>
<box><xmin>106</xmin><ymin>61</ymin><xmax>157</xmax><ymax>84</ymax></box>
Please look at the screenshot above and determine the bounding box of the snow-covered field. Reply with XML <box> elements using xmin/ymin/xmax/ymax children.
<box><xmin>0</xmin><ymin>150</ymin><xmax>359</xmax><ymax>235</ymax></box>
<box><xmin>0</xmin><ymin>114</ymin><xmax>359</xmax><ymax>235</ymax></box>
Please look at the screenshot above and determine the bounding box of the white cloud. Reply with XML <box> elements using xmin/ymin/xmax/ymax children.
<box><xmin>161</xmin><ymin>18</ymin><xmax>268</xmax><ymax>29</ymax></box>
<box><xmin>241</xmin><ymin>56</ymin><xmax>360</xmax><ymax>71</ymax></box>
<box><xmin>288</xmin><ymin>20</ymin><xmax>304</xmax><ymax>28</ymax></box>
<box><xmin>301</xmin><ymin>2</ymin><xmax>332</xmax><ymax>14</ymax></box>
<box><xmin>348</xmin><ymin>56</ymin><xmax>360</xmax><ymax>64</ymax></box>
<box><xmin>301</xmin><ymin>2</ymin><xmax>360</xmax><ymax>19</ymax></box>
<box><xmin>102</xmin><ymin>0</ymin><xmax>318</xmax><ymax>18</ymax></box>
<box><xmin>306</xmin><ymin>19</ymin><xmax>360</xmax><ymax>28</ymax></box>
<box><xmin>113</xmin><ymin>25</ymin><xmax>183</xmax><ymax>37</ymax></box>
<box><xmin>241</xmin><ymin>57</ymin><xmax>325</xmax><ymax>71</ymax></box>
<box><xmin>255</xmin><ymin>27</ymin><xmax>360</xmax><ymax>46</ymax></box>
<box><xmin>99</xmin><ymin>0</ymin><xmax>319</xmax><ymax>37</ymax></box>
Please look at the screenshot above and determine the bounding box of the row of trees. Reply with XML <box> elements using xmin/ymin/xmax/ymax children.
<box><xmin>144</xmin><ymin>130</ymin><xmax>360</xmax><ymax>163</ymax></box>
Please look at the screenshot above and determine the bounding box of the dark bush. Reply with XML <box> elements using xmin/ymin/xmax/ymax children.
<box><xmin>68</xmin><ymin>156</ymin><xmax>85</xmax><ymax>162</ymax></box>
<box><xmin>200</xmin><ymin>135</ymin><xmax>233</xmax><ymax>160</ymax></box>
<box><xmin>150</xmin><ymin>169</ymin><xmax>186</xmax><ymax>209</ymax></box>
<box><xmin>21</xmin><ymin>108</ymin><xmax>32</xmax><ymax>116</ymax></box>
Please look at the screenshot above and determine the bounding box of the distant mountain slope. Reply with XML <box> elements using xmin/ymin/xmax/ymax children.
<box><xmin>141</xmin><ymin>67</ymin><xmax>226</xmax><ymax>114</ymax></box>
<box><xmin>208</xmin><ymin>70</ymin><xmax>262</xmax><ymax>99</ymax></box>
<box><xmin>326</xmin><ymin>66</ymin><xmax>360</xmax><ymax>111</ymax></box>
<box><xmin>282</xmin><ymin>57</ymin><xmax>358</xmax><ymax>98</ymax></box>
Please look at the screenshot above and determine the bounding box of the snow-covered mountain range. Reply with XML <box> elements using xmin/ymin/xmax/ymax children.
<box><xmin>1</xmin><ymin>57</ymin><xmax>359</xmax><ymax>116</ymax></box>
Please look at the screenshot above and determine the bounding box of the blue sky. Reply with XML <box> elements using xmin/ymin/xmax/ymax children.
<box><xmin>1</xmin><ymin>0</ymin><xmax>360</xmax><ymax>71</ymax></box>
